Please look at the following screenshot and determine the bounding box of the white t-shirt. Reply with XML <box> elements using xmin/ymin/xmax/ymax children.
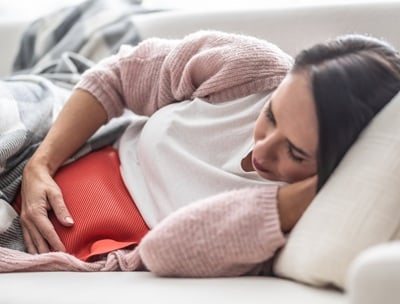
<box><xmin>117</xmin><ymin>91</ymin><xmax>281</xmax><ymax>228</ymax></box>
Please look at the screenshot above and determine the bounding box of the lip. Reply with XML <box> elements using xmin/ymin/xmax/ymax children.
<box><xmin>252</xmin><ymin>157</ymin><xmax>271</xmax><ymax>174</ymax></box>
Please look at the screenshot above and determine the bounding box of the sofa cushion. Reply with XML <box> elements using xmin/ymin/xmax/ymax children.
<box><xmin>273</xmin><ymin>92</ymin><xmax>400</xmax><ymax>290</ymax></box>
<box><xmin>0</xmin><ymin>271</ymin><xmax>345</xmax><ymax>304</ymax></box>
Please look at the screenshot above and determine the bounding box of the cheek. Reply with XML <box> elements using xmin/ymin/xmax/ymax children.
<box><xmin>279</xmin><ymin>160</ymin><xmax>317</xmax><ymax>183</ymax></box>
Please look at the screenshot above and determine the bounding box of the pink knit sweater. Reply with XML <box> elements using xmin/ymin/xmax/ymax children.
<box><xmin>77</xmin><ymin>30</ymin><xmax>292</xmax><ymax>120</ymax></box>
<box><xmin>0</xmin><ymin>30</ymin><xmax>293</xmax><ymax>276</ymax></box>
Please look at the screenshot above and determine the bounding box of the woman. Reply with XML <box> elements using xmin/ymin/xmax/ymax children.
<box><xmin>18</xmin><ymin>30</ymin><xmax>400</xmax><ymax>275</ymax></box>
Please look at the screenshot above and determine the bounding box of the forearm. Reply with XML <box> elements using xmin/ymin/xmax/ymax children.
<box><xmin>26</xmin><ymin>89</ymin><xmax>107</xmax><ymax>175</ymax></box>
<box><xmin>139</xmin><ymin>186</ymin><xmax>285</xmax><ymax>277</ymax></box>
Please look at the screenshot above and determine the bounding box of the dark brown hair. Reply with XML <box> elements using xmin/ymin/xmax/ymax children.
<box><xmin>292</xmin><ymin>34</ymin><xmax>400</xmax><ymax>190</ymax></box>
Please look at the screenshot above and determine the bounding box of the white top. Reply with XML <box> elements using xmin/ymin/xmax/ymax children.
<box><xmin>118</xmin><ymin>91</ymin><xmax>281</xmax><ymax>228</ymax></box>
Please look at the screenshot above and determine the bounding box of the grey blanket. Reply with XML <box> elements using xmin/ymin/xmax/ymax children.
<box><xmin>0</xmin><ymin>0</ymin><xmax>160</xmax><ymax>252</ymax></box>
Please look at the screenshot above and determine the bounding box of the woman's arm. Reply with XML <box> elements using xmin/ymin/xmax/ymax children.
<box><xmin>138</xmin><ymin>177</ymin><xmax>316</xmax><ymax>277</ymax></box>
<box><xmin>20</xmin><ymin>89</ymin><xmax>107</xmax><ymax>254</ymax></box>
<box><xmin>76</xmin><ymin>30</ymin><xmax>293</xmax><ymax>120</ymax></box>
<box><xmin>139</xmin><ymin>186</ymin><xmax>285</xmax><ymax>277</ymax></box>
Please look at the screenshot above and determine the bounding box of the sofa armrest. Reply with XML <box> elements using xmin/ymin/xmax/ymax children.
<box><xmin>347</xmin><ymin>241</ymin><xmax>400</xmax><ymax>304</ymax></box>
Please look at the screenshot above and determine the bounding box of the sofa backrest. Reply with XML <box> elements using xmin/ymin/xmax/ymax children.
<box><xmin>133</xmin><ymin>1</ymin><xmax>400</xmax><ymax>56</ymax></box>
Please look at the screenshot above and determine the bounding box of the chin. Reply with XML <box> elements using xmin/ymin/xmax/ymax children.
<box><xmin>256</xmin><ymin>170</ymin><xmax>287</xmax><ymax>183</ymax></box>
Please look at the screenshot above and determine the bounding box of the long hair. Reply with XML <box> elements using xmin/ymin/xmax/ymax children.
<box><xmin>292</xmin><ymin>34</ymin><xmax>400</xmax><ymax>190</ymax></box>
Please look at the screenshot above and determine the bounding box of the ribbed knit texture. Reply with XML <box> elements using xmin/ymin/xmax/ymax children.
<box><xmin>0</xmin><ymin>247</ymin><xmax>144</xmax><ymax>272</ymax></box>
<box><xmin>0</xmin><ymin>31</ymin><xmax>290</xmax><ymax>275</ymax></box>
<box><xmin>76</xmin><ymin>30</ymin><xmax>293</xmax><ymax>119</ymax></box>
<box><xmin>139</xmin><ymin>186</ymin><xmax>285</xmax><ymax>277</ymax></box>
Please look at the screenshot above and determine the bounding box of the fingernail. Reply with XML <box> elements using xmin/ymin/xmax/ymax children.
<box><xmin>65</xmin><ymin>216</ymin><xmax>74</xmax><ymax>224</ymax></box>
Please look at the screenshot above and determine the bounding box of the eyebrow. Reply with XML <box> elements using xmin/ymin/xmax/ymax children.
<box><xmin>269</xmin><ymin>99</ymin><xmax>311</xmax><ymax>159</ymax></box>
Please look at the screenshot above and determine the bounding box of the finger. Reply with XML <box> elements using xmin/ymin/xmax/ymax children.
<box><xmin>21</xmin><ymin>200</ymin><xmax>64</xmax><ymax>253</ymax></box>
<box><xmin>21</xmin><ymin>225</ymin><xmax>38</xmax><ymax>254</ymax></box>
<box><xmin>21</xmin><ymin>217</ymin><xmax>51</xmax><ymax>254</ymax></box>
<box><xmin>47</xmin><ymin>187</ymin><xmax>74</xmax><ymax>227</ymax></box>
<box><xmin>28</xmin><ymin>225</ymin><xmax>51</xmax><ymax>254</ymax></box>
<box><xmin>34</xmin><ymin>215</ymin><xmax>66</xmax><ymax>252</ymax></box>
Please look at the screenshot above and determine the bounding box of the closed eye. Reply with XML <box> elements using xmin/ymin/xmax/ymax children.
<box><xmin>287</xmin><ymin>142</ymin><xmax>305</xmax><ymax>163</ymax></box>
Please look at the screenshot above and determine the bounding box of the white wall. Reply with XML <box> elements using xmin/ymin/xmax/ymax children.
<box><xmin>0</xmin><ymin>0</ymin><xmax>85</xmax><ymax>21</ymax></box>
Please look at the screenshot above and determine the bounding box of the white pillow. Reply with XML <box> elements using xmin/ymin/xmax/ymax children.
<box><xmin>273</xmin><ymin>92</ymin><xmax>400</xmax><ymax>290</ymax></box>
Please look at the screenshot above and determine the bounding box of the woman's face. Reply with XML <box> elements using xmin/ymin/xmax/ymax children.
<box><xmin>252</xmin><ymin>72</ymin><xmax>318</xmax><ymax>183</ymax></box>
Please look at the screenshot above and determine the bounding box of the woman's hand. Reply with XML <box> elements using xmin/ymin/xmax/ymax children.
<box><xmin>20</xmin><ymin>160</ymin><xmax>73</xmax><ymax>254</ymax></box>
<box><xmin>18</xmin><ymin>89</ymin><xmax>108</xmax><ymax>254</ymax></box>
<box><xmin>277</xmin><ymin>175</ymin><xmax>318</xmax><ymax>233</ymax></box>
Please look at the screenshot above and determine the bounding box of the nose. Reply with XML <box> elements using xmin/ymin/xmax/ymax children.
<box><xmin>255</xmin><ymin>130</ymin><xmax>281</xmax><ymax>162</ymax></box>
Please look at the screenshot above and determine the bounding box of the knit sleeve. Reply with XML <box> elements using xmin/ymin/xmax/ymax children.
<box><xmin>75</xmin><ymin>30</ymin><xmax>293</xmax><ymax>120</ymax></box>
<box><xmin>138</xmin><ymin>185</ymin><xmax>286</xmax><ymax>278</ymax></box>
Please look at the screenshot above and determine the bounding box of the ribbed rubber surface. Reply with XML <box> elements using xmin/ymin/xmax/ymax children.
<box><xmin>15</xmin><ymin>147</ymin><xmax>149</xmax><ymax>261</ymax></box>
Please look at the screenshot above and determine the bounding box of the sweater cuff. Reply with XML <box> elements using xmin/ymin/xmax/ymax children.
<box><xmin>256</xmin><ymin>185</ymin><xmax>286</xmax><ymax>252</ymax></box>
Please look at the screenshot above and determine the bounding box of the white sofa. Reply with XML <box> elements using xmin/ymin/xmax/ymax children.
<box><xmin>1</xmin><ymin>2</ymin><xmax>400</xmax><ymax>303</ymax></box>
